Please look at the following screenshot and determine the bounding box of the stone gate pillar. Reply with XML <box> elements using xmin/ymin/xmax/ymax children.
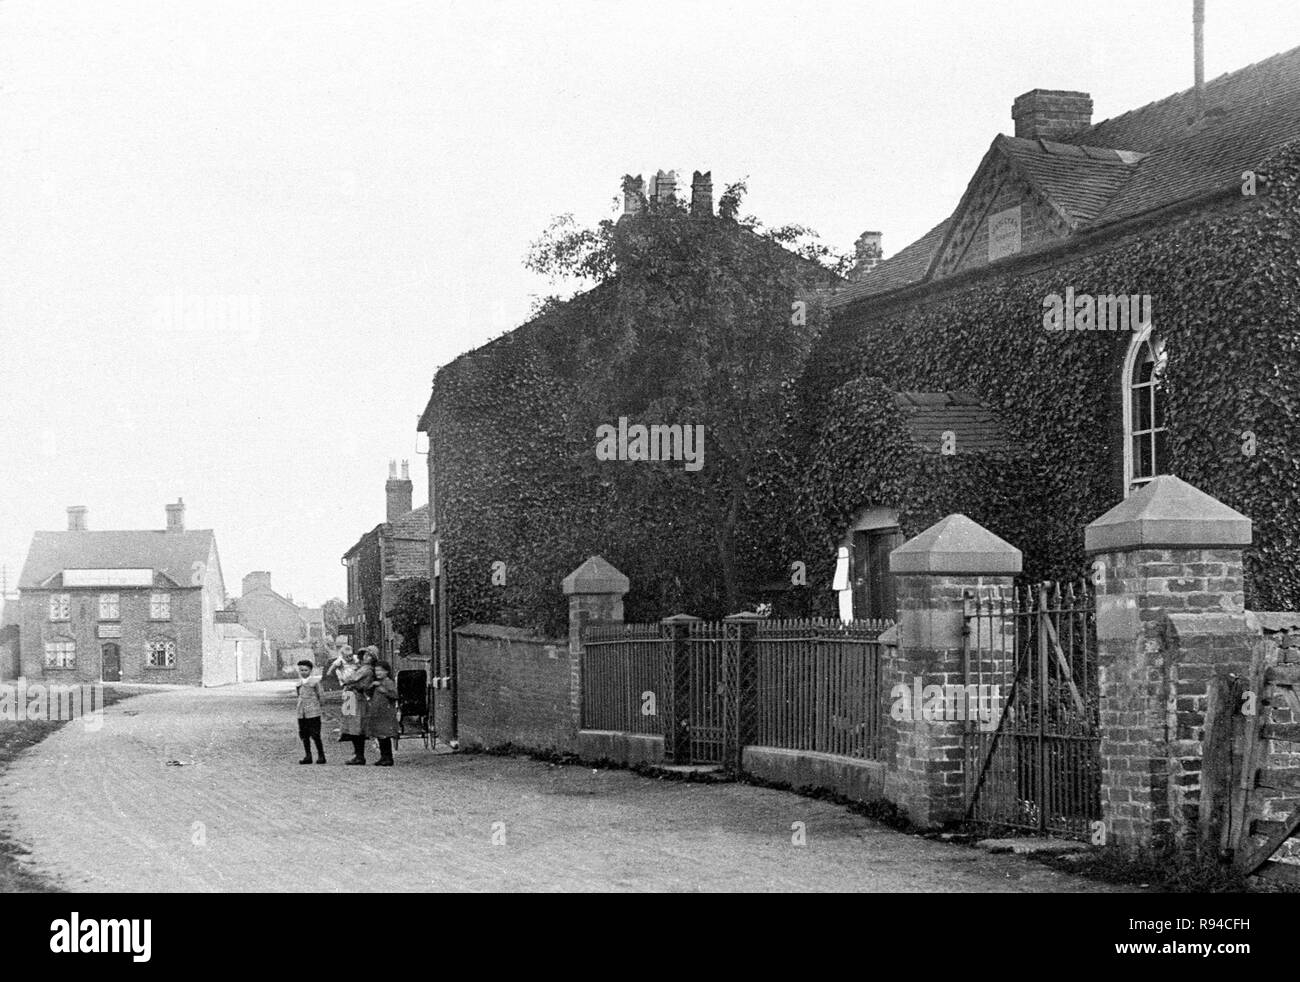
<box><xmin>1085</xmin><ymin>475</ymin><xmax>1253</xmax><ymax>852</ymax></box>
<box><xmin>563</xmin><ymin>556</ymin><xmax>629</xmax><ymax>731</ymax></box>
<box><xmin>888</xmin><ymin>514</ymin><xmax>1022</xmax><ymax>828</ymax></box>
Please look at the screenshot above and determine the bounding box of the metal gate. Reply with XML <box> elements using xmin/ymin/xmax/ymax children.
<box><xmin>963</xmin><ymin>580</ymin><xmax>1101</xmax><ymax>839</ymax></box>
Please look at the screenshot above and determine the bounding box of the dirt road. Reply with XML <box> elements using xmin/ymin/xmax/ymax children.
<box><xmin>0</xmin><ymin>681</ymin><xmax>1129</xmax><ymax>892</ymax></box>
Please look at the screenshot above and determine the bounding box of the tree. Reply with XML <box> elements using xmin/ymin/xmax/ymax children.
<box><xmin>388</xmin><ymin>579</ymin><xmax>430</xmax><ymax>658</ymax></box>
<box><xmin>322</xmin><ymin>597</ymin><xmax>348</xmax><ymax>638</ymax></box>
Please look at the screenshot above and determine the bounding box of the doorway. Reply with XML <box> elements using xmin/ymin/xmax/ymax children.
<box><xmin>851</xmin><ymin>528</ymin><xmax>902</xmax><ymax>622</ymax></box>
<box><xmin>101</xmin><ymin>642</ymin><xmax>121</xmax><ymax>682</ymax></box>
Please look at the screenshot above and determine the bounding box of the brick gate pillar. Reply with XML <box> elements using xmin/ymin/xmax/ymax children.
<box><xmin>888</xmin><ymin>514</ymin><xmax>1022</xmax><ymax>828</ymax></box>
<box><xmin>1085</xmin><ymin>475</ymin><xmax>1253</xmax><ymax>852</ymax></box>
<box><xmin>563</xmin><ymin>556</ymin><xmax>629</xmax><ymax>731</ymax></box>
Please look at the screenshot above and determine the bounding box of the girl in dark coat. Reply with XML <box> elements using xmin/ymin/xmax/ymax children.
<box><xmin>364</xmin><ymin>661</ymin><xmax>400</xmax><ymax>766</ymax></box>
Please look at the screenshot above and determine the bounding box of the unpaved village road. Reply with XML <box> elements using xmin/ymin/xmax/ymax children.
<box><xmin>0</xmin><ymin>682</ymin><xmax>1130</xmax><ymax>892</ymax></box>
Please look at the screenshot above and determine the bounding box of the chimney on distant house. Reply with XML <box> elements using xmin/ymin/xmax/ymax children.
<box><xmin>1011</xmin><ymin>90</ymin><xmax>1093</xmax><ymax>141</ymax></box>
<box><xmin>386</xmin><ymin>459</ymin><xmax>413</xmax><ymax>522</ymax></box>
<box><xmin>66</xmin><ymin>506</ymin><xmax>88</xmax><ymax>531</ymax></box>
<box><xmin>165</xmin><ymin>498</ymin><xmax>185</xmax><ymax>532</ymax></box>
<box><xmin>850</xmin><ymin>231</ymin><xmax>883</xmax><ymax>280</ymax></box>
<box><xmin>691</xmin><ymin>171</ymin><xmax>713</xmax><ymax>217</ymax></box>
<box><xmin>242</xmin><ymin>571</ymin><xmax>272</xmax><ymax>594</ymax></box>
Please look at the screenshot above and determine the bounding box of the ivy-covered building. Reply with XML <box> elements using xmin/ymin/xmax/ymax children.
<box><xmin>418</xmin><ymin>171</ymin><xmax>844</xmax><ymax>636</ymax></box>
<box><xmin>802</xmin><ymin>46</ymin><xmax>1300</xmax><ymax>617</ymax></box>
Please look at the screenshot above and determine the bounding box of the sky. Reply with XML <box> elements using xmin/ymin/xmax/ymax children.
<box><xmin>1</xmin><ymin>0</ymin><xmax>1298</xmax><ymax>606</ymax></box>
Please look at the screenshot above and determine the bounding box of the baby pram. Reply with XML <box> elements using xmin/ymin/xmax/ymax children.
<box><xmin>395</xmin><ymin>669</ymin><xmax>430</xmax><ymax>750</ymax></box>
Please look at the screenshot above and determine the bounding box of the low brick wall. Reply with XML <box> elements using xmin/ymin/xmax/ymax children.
<box><xmin>577</xmin><ymin>730</ymin><xmax>664</xmax><ymax>766</ymax></box>
<box><xmin>742</xmin><ymin>746</ymin><xmax>888</xmax><ymax>802</ymax></box>
<box><xmin>453</xmin><ymin>624</ymin><xmax>575</xmax><ymax>752</ymax></box>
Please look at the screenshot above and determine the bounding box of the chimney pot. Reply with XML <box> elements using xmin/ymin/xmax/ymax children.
<box><xmin>67</xmin><ymin>506</ymin><xmax>88</xmax><ymax>531</ymax></box>
<box><xmin>165</xmin><ymin>498</ymin><xmax>185</xmax><ymax>533</ymax></box>
<box><xmin>1011</xmin><ymin>89</ymin><xmax>1093</xmax><ymax>141</ymax></box>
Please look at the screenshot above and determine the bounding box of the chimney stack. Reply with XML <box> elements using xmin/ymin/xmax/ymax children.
<box><xmin>647</xmin><ymin>169</ymin><xmax>677</xmax><ymax>206</ymax></box>
<box><xmin>622</xmin><ymin>174</ymin><xmax>645</xmax><ymax>217</ymax></box>
<box><xmin>67</xmin><ymin>506</ymin><xmax>88</xmax><ymax>531</ymax></box>
<box><xmin>690</xmin><ymin>170</ymin><xmax>713</xmax><ymax>217</ymax></box>
<box><xmin>1011</xmin><ymin>89</ymin><xmax>1093</xmax><ymax>141</ymax></box>
<box><xmin>1193</xmin><ymin>0</ymin><xmax>1206</xmax><ymax>119</ymax></box>
<box><xmin>850</xmin><ymin>231</ymin><xmax>883</xmax><ymax>280</ymax></box>
<box><xmin>386</xmin><ymin>459</ymin><xmax>413</xmax><ymax>522</ymax></box>
<box><xmin>242</xmin><ymin>571</ymin><xmax>272</xmax><ymax>595</ymax></box>
<box><xmin>165</xmin><ymin>498</ymin><xmax>185</xmax><ymax>533</ymax></box>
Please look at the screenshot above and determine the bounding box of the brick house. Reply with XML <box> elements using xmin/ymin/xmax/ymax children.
<box><xmin>342</xmin><ymin>460</ymin><xmax>429</xmax><ymax>666</ymax></box>
<box><xmin>15</xmin><ymin>500</ymin><xmax>232</xmax><ymax>685</ymax></box>
<box><xmin>809</xmin><ymin>45</ymin><xmax>1300</xmax><ymax>618</ymax></box>
<box><xmin>231</xmin><ymin>570</ymin><xmax>323</xmax><ymax>675</ymax></box>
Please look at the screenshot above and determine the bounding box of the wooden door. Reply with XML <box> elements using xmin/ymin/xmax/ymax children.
<box><xmin>852</xmin><ymin>529</ymin><xmax>901</xmax><ymax>622</ymax></box>
<box><xmin>101</xmin><ymin>643</ymin><xmax>121</xmax><ymax>682</ymax></box>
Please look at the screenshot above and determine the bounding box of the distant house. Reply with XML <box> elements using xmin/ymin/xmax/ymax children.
<box><xmin>232</xmin><ymin>571</ymin><xmax>320</xmax><ymax>674</ymax></box>
<box><xmin>15</xmin><ymin>500</ymin><xmax>232</xmax><ymax>685</ymax></box>
<box><xmin>342</xmin><ymin>460</ymin><xmax>429</xmax><ymax>667</ymax></box>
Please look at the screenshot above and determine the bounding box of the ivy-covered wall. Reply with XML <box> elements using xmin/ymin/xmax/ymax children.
<box><xmin>428</xmin><ymin>141</ymin><xmax>1300</xmax><ymax>632</ymax></box>
<box><xmin>791</xmin><ymin>139</ymin><xmax>1300</xmax><ymax>611</ymax></box>
<box><xmin>427</xmin><ymin>213</ymin><xmax>838</xmax><ymax>635</ymax></box>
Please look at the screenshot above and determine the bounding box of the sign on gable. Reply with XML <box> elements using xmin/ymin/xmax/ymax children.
<box><xmin>988</xmin><ymin>206</ymin><xmax>1022</xmax><ymax>262</ymax></box>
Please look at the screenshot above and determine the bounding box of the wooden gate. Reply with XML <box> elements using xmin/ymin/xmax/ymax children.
<box><xmin>1204</xmin><ymin>637</ymin><xmax>1300</xmax><ymax>885</ymax></box>
<box><xmin>963</xmin><ymin>581</ymin><xmax>1101</xmax><ymax>839</ymax></box>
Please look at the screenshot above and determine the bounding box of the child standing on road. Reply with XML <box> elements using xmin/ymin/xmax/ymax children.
<box><xmin>364</xmin><ymin>661</ymin><xmax>399</xmax><ymax>766</ymax></box>
<box><xmin>295</xmin><ymin>659</ymin><xmax>326</xmax><ymax>764</ymax></box>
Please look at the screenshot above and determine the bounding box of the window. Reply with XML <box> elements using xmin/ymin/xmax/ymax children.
<box><xmin>150</xmin><ymin>593</ymin><xmax>171</xmax><ymax>620</ymax></box>
<box><xmin>44</xmin><ymin>641</ymin><xmax>75</xmax><ymax>669</ymax></box>
<box><xmin>48</xmin><ymin>594</ymin><xmax>70</xmax><ymax>621</ymax></box>
<box><xmin>99</xmin><ymin>593</ymin><xmax>120</xmax><ymax>620</ymax></box>
<box><xmin>147</xmin><ymin>640</ymin><xmax>176</xmax><ymax>668</ymax></box>
<box><xmin>1123</xmin><ymin>327</ymin><xmax>1167</xmax><ymax>494</ymax></box>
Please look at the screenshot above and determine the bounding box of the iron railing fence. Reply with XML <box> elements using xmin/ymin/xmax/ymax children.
<box><xmin>580</xmin><ymin>617</ymin><xmax>893</xmax><ymax>766</ymax></box>
<box><xmin>580</xmin><ymin>623</ymin><xmax>671</xmax><ymax>735</ymax></box>
<box><xmin>754</xmin><ymin>618</ymin><xmax>894</xmax><ymax>761</ymax></box>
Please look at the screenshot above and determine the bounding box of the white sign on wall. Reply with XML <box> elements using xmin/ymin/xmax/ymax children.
<box><xmin>97</xmin><ymin>623</ymin><xmax>122</xmax><ymax>638</ymax></box>
<box><xmin>988</xmin><ymin>206</ymin><xmax>1023</xmax><ymax>262</ymax></box>
<box><xmin>64</xmin><ymin>568</ymin><xmax>153</xmax><ymax>587</ymax></box>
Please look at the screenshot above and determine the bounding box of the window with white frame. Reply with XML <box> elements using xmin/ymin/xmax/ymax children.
<box><xmin>48</xmin><ymin>594</ymin><xmax>70</xmax><ymax>621</ymax></box>
<box><xmin>147</xmin><ymin>640</ymin><xmax>176</xmax><ymax>668</ymax></box>
<box><xmin>1123</xmin><ymin>327</ymin><xmax>1168</xmax><ymax>494</ymax></box>
<box><xmin>44</xmin><ymin>640</ymin><xmax>76</xmax><ymax>669</ymax></box>
<box><xmin>99</xmin><ymin>593</ymin><xmax>120</xmax><ymax>620</ymax></box>
<box><xmin>150</xmin><ymin>592</ymin><xmax>171</xmax><ymax>620</ymax></box>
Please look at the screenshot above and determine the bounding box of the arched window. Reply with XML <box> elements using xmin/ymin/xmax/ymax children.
<box><xmin>1123</xmin><ymin>326</ymin><xmax>1167</xmax><ymax>494</ymax></box>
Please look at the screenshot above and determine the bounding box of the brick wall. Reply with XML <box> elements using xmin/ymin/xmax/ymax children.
<box><xmin>453</xmin><ymin>624</ymin><xmax>575</xmax><ymax>752</ymax></box>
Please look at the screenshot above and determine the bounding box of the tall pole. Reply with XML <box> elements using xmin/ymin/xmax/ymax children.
<box><xmin>1194</xmin><ymin>0</ymin><xmax>1206</xmax><ymax>118</ymax></box>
